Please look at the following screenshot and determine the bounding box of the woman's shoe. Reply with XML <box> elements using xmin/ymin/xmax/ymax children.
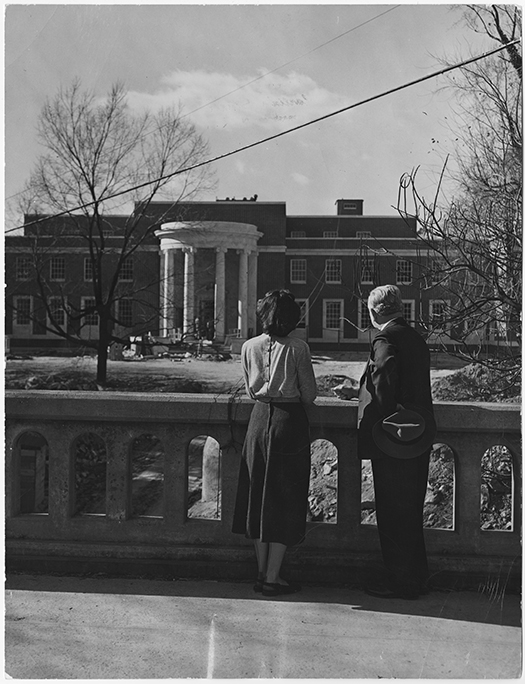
<box><xmin>253</xmin><ymin>575</ymin><xmax>265</xmax><ymax>593</ymax></box>
<box><xmin>261</xmin><ymin>581</ymin><xmax>301</xmax><ymax>597</ymax></box>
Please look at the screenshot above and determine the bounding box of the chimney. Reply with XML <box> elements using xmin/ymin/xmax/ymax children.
<box><xmin>336</xmin><ymin>199</ymin><xmax>363</xmax><ymax>216</ymax></box>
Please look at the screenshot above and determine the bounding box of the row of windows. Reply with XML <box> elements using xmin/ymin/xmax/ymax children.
<box><xmin>289</xmin><ymin>258</ymin><xmax>413</xmax><ymax>285</ymax></box>
<box><xmin>11</xmin><ymin>296</ymin><xmax>134</xmax><ymax>330</ymax></box>
<box><xmin>291</xmin><ymin>298</ymin><xmax>448</xmax><ymax>332</ymax></box>
<box><xmin>289</xmin><ymin>230</ymin><xmax>372</xmax><ymax>239</ymax></box>
<box><xmin>15</xmin><ymin>256</ymin><xmax>134</xmax><ymax>282</ymax></box>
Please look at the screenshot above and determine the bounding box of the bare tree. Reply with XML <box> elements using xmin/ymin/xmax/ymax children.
<box><xmin>11</xmin><ymin>80</ymin><xmax>214</xmax><ymax>388</ymax></box>
<box><xmin>397</xmin><ymin>5</ymin><xmax>522</xmax><ymax>381</ymax></box>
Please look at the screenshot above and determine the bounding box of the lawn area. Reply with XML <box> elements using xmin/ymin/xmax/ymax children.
<box><xmin>5</xmin><ymin>351</ymin><xmax>462</xmax><ymax>395</ymax></box>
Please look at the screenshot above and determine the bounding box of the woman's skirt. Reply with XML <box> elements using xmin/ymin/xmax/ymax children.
<box><xmin>232</xmin><ymin>401</ymin><xmax>311</xmax><ymax>546</ymax></box>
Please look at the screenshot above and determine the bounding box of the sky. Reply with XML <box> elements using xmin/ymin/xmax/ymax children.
<box><xmin>5</xmin><ymin>2</ymin><xmax>495</xmax><ymax>225</ymax></box>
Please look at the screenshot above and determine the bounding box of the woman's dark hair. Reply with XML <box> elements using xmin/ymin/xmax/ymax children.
<box><xmin>256</xmin><ymin>289</ymin><xmax>301</xmax><ymax>337</ymax></box>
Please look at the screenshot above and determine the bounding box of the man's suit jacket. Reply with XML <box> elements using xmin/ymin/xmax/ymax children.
<box><xmin>357</xmin><ymin>317</ymin><xmax>434</xmax><ymax>460</ymax></box>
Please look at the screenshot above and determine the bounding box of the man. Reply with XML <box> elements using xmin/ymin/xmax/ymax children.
<box><xmin>357</xmin><ymin>284</ymin><xmax>436</xmax><ymax>600</ymax></box>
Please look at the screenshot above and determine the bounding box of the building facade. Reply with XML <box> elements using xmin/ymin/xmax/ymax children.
<box><xmin>5</xmin><ymin>197</ymin><xmax>463</xmax><ymax>353</ymax></box>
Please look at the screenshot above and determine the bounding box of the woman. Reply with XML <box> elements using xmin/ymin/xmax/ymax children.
<box><xmin>232</xmin><ymin>289</ymin><xmax>317</xmax><ymax>597</ymax></box>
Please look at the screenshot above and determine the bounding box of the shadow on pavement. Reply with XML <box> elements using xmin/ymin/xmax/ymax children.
<box><xmin>6</xmin><ymin>572</ymin><xmax>520</xmax><ymax>628</ymax></box>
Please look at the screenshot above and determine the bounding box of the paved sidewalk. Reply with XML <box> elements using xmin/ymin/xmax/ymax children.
<box><xmin>5</xmin><ymin>573</ymin><xmax>521</xmax><ymax>679</ymax></box>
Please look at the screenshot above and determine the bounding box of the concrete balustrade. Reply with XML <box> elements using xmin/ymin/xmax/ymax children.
<box><xmin>5</xmin><ymin>391</ymin><xmax>521</xmax><ymax>589</ymax></box>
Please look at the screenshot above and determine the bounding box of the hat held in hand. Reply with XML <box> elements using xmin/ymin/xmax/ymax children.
<box><xmin>372</xmin><ymin>405</ymin><xmax>437</xmax><ymax>459</ymax></box>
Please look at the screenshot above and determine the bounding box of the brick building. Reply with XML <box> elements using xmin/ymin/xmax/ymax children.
<box><xmin>5</xmin><ymin>198</ymin><xmax>455</xmax><ymax>353</ymax></box>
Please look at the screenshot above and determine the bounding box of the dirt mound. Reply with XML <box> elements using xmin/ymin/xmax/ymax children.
<box><xmin>432</xmin><ymin>363</ymin><xmax>520</xmax><ymax>403</ymax></box>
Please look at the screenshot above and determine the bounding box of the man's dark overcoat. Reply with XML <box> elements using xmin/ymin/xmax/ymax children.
<box><xmin>357</xmin><ymin>317</ymin><xmax>434</xmax><ymax>460</ymax></box>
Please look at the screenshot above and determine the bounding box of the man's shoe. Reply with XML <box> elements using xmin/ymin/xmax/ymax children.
<box><xmin>261</xmin><ymin>581</ymin><xmax>301</xmax><ymax>597</ymax></box>
<box><xmin>364</xmin><ymin>584</ymin><xmax>419</xmax><ymax>600</ymax></box>
<box><xmin>253</xmin><ymin>574</ymin><xmax>265</xmax><ymax>593</ymax></box>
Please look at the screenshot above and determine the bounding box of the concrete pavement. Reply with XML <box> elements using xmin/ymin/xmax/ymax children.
<box><xmin>5</xmin><ymin>573</ymin><xmax>521</xmax><ymax>679</ymax></box>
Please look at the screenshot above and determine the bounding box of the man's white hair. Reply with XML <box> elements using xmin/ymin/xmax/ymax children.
<box><xmin>368</xmin><ymin>285</ymin><xmax>403</xmax><ymax>316</ymax></box>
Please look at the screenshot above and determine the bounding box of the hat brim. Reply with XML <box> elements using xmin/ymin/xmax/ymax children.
<box><xmin>372</xmin><ymin>405</ymin><xmax>437</xmax><ymax>459</ymax></box>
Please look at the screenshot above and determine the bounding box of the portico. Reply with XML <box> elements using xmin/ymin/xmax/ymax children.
<box><xmin>155</xmin><ymin>221</ymin><xmax>262</xmax><ymax>342</ymax></box>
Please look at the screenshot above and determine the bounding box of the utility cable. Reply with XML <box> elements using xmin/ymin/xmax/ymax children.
<box><xmin>5</xmin><ymin>6</ymin><xmax>401</xmax><ymax>204</ymax></box>
<box><xmin>8</xmin><ymin>38</ymin><xmax>520</xmax><ymax>235</ymax></box>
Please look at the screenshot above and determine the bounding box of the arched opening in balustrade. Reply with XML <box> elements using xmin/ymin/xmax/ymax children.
<box><xmin>14</xmin><ymin>431</ymin><xmax>49</xmax><ymax>515</ymax></box>
<box><xmin>73</xmin><ymin>433</ymin><xmax>107</xmax><ymax>516</ymax></box>
<box><xmin>480</xmin><ymin>445</ymin><xmax>514</xmax><ymax>531</ymax></box>
<box><xmin>187</xmin><ymin>435</ymin><xmax>221</xmax><ymax>520</ymax></box>
<box><xmin>308</xmin><ymin>439</ymin><xmax>338</xmax><ymax>523</ymax></box>
<box><xmin>130</xmin><ymin>434</ymin><xmax>165</xmax><ymax>518</ymax></box>
<box><xmin>424</xmin><ymin>444</ymin><xmax>455</xmax><ymax>530</ymax></box>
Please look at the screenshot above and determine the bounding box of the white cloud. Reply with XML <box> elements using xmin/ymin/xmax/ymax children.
<box><xmin>292</xmin><ymin>172</ymin><xmax>310</xmax><ymax>186</ymax></box>
<box><xmin>126</xmin><ymin>69</ymin><xmax>347</xmax><ymax>133</ymax></box>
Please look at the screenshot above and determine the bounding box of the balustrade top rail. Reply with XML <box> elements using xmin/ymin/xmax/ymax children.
<box><xmin>5</xmin><ymin>390</ymin><xmax>521</xmax><ymax>432</ymax></box>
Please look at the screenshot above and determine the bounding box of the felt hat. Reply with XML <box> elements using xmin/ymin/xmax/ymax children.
<box><xmin>372</xmin><ymin>405</ymin><xmax>437</xmax><ymax>459</ymax></box>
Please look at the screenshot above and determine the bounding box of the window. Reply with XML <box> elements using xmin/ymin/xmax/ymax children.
<box><xmin>324</xmin><ymin>299</ymin><xmax>343</xmax><ymax>330</ymax></box>
<box><xmin>290</xmin><ymin>231</ymin><xmax>306</xmax><ymax>238</ymax></box>
<box><xmin>402</xmin><ymin>300</ymin><xmax>415</xmax><ymax>324</ymax></box>
<box><xmin>325</xmin><ymin>259</ymin><xmax>342</xmax><ymax>284</ymax></box>
<box><xmin>295</xmin><ymin>299</ymin><xmax>309</xmax><ymax>329</ymax></box>
<box><xmin>396</xmin><ymin>260</ymin><xmax>413</xmax><ymax>284</ymax></box>
<box><xmin>13</xmin><ymin>296</ymin><xmax>32</xmax><ymax>327</ymax></box>
<box><xmin>361</xmin><ymin>258</ymin><xmax>375</xmax><ymax>284</ymax></box>
<box><xmin>356</xmin><ymin>231</ymin><xmax>371</xmax><ymax>239</ymax></box>
<box><xmin>290</xmin><ymin>259</ymin><xmax>307</xmax><ymax>284</ymax></box>
<box><xmin>118</xmin><ymin>298</ymin><xmax>133</xmax><ymax>328</ymax></box>
<box><xmin>344</xmin><ymin>203</ymin><xmax>357</xmax><ymax>211</ymax></box>
<box><xmin>119</xmin><ymin>259</ymin><xmax>133</xmax><ymax>281</ymax></box>
<box><xmin>84</xmin><ymin>258</ymin><xmax>93</xmax><ymax>282</ymax></box>
<box><xmin>429</xmin><ymin>300</ymin><xmax>449</xmax><ymax>330</ymax></box>
<box><xmin>358</xmin><ymin>300</ymin><xmax>372</xmax><ymax>330</ymax></box>
<box><xmin>323</xmin><ymin>231</ymin><xmax>338</xmax><ymax>238</ymax></box>
<box><xmin>16</xmin><ymin>256</ymin><xmax>31</xmax><ymax>281</ymax></box>
<box><xmin>82</xmin><ymin>298</ymin><xmax>99</xmax><ymax>327</ymax></box>
<box><xmin>48</xmin><ymin>297</ymin><xmax>67</xmax><ymax>328</ymax></box>
<box><xmin>50</xmin><ymin>256</ymin><xmax>65</xmax><ymax>281</ymax></box>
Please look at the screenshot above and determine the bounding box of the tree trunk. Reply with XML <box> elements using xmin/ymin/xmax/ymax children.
<box><xmin>96</xmin><ymin>317</ymin><xmax>109</xmax><ymax>390</ymax></box>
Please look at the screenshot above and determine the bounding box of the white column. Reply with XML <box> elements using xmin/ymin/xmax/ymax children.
<box><xmin>237</xmin><ymin>249</ymin><xmax>249</xmax><ymax>338</ymax></box>
<box><xmin>159</xmin><ymin>249</ymin><xmax>175</xmax><ymax>336</ymax></box>
<box><xmin>183</xmin><ymin>247</ymin><xmax>195</xmax><ymax>336</ymax></box>
<box><xmin>247</xmin><ymin>250</ymin><xmax>258</xmax><ymax>337</ymax></box>
<box><xmin>214</xmin><ymin>247</ymin><xmax>227</xmax><ymax>342</ymax></box>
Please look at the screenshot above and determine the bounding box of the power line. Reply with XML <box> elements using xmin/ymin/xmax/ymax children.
<box><xmin>8</xmin><ymin>38</ymin><xmax>520</xmax><ymax>235</ymax></box>
<box><xmin>5</xmin><ymin>6</ymin><xmax>401</xmax><ymax>205</ymax></box>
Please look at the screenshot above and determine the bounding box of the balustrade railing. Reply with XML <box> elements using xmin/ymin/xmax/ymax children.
<box><xmin>5</xmin><ymin>391</ymin><xmax>521</xmax><ymax>588</ymax></box>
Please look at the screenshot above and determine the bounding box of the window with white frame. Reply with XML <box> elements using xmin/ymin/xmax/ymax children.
<box><xmin>84</xmin><ymin>258</ymin><xmax>93</xmax><ymax>282</ymax></box>
<box><xmin>361</xmin><ymin>258</ymin><xmax>375</xmax><ymax>284</ymax></box>
<box><xmin>119</xmin><ymin>258</ymin><xmax>133</xmax><ymax>281</ymax></box>
<box><xmin>429</xmin><ymin>300</ymin><xmax>449</xmax><ymax>330</ymax></box>
<box><xmin>50</xmin><ymin>256</ymin><xmax>65</xmax><ymax>281</ymax></box>
<box><xmin>16</xmin><ymin>256</ymin><xmax>31</xmax><ymax>281</ymax></box>
<box><xmin>290</xmin><ymin>259</ymin><xmax>307</xmax><ymax>284</ymax></box>
<box><xmin>402</xmin><ymin>300</ymin><xmax>415</xmax><ymax>324</ymax></box>
<box><xmin>358</xmin><ymin>300</ymin><xmax>372</xmax><ymax>331</ymax></box>
<box><xmin>323</xmin><ymin>299</ymin><xmax>343</xmax><ymax>330</ymax></box>
<box><xmin>356</xmin><ymin>231</ymin><xmax>371</xmax><ymax>239</ymax></box>
<box><xmin>82</xmin><ymin>297</ymin><xmax>99</xmax><ymax>327</ymax></box>
<box><xmin>323</xmin><ymin>230</ymin><xmax>338</xmax><ymax>238</ymax></box>
<box><xmin>48</xmin><ymin>297</ymin><xmax>67</xmax><ymax>331</ymax></box>
<box><xmin>290</xmin><ymin>231</ymin><xmax>306</xmax><ymax>238</ymax></box>
<box><xmin>118</xmin><ymin>298</ymin><xmax>133</xmax><ymax>328</ymax></box>
<box><xmin>325</xmin><ymin>259</ymin><xmax>342</xmax><ymax>284</ymax></box>
<box><xmin>13</xmin><ymin>296</ymin><xmax>32</xmax><ymax>329</ymax></box>
<box><xmin>295</xmin><ymin>299</ymin><xmax>309</xmax><ymax>329</ymax></box>
<box><xmin>396</xmin><ymin>260</ymin><xmax>413</xmax><ymax>284</ymax></box>
<box><xmin>344</xmin><ymin>203</ymin><xmax>357</xmax><ymax>211</ymax></box>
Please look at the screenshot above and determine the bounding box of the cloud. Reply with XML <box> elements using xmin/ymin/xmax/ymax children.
<box><xmin>292</xmin><ymin>172</ymin><xmax>310</xmax><ymax>186</ymax></box>
<box><xmin>126</xmin><ymin>69</ymin><xmax>347</xmax><ymax>133</ymax></box>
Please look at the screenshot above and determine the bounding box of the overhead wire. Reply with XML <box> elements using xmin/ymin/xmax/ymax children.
<box><xmin>7</xmin><ymin>38</ymin><xmax>520</xmax><ymax>235</ymax></box>
<box><xmin>5</xmin><ymin>5</ymin><xmax>401</xmax><ymax>205</ymax></box>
